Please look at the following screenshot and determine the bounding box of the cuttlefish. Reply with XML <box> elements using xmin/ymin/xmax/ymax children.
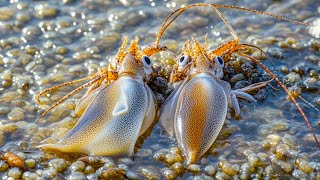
<box><xmin>37</xmin><ymin>37</ymin><xmax>169</xmax><ymax>156</ymax></box>
<box><xmin>159</xmin><ymin>39</ymin><xmax>269</xmax><ymax>164</ymax></box>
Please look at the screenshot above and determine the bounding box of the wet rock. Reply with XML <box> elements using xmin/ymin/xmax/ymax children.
<box><xmin>67</xmin><ymin>171</ymin><xmax>87</xmax><ymax>180</ymax></box>
<box><xmin>162</xmin><ymin>168</ymin><xmax>177</xmax><ymax>179</ymax></box>
<box><xmin>234</xmin><ymin>80</ymin><xmax>251</xmax><ymax>89</ymax></box>
<box><xmin>0</xmin><ymin>7</ymin><xmax>14</xmax><ymax>21</ymax></box>
<box><xmin>187</xmin><ymin>164</ymin><xmax>201</xmax><ymax>173</ymax></box>
<box><xmin>69</xmin><ymin>161</ymin><xmax>86</xmax><ymax>172</ymax></box>
<box><xmin>140</xmin><ymin>167</ymin><xmax>161</xmax><ymax>180</ymax></box>
<box><xmin>7</xmin><ymin>108</ymin><xmax>25</xmax><ymax>121</ymax></box>
<box><xmin>48</xmin><ymin>158</ymin><xmax>68</xmax><ymax>173</ymax></box>
<box><xmin>230</xmin><ymin>74</ymin><xmax>245</xmax><ymax>84</ymax></box>
<box><xmin>254</xmin><ymin>88</ymin><xmax>267</xmax><ymax>101</ymax></box>
<box><xmin>204</xmin><ymin>165</ymin><xmax>216</xmax><ymax>176</ymax></box>
<box><xmin>0</xmin><ymin>160</ymin><xmax>9</xmax><ymax>172</ymax></box>
<box><xmin>8</xmin><ymin>167</ymin><xmax>22</xmax><ymax>179</ymax></box>
<box><xmin>171</xmin><ymin>162</ymin><xmax>184</xmax><ymax>175</ymax></box>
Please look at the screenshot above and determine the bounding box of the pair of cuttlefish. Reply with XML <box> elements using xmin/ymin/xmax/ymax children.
<box><xmin>36</xmin><ymin>4</ymin><xmax>320</xmax><ymax>165</ymax></box>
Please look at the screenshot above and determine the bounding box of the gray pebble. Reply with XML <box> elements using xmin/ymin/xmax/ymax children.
<box><xmin>67</xmin><ymin>171</ymin><xmax>87</xmax><ymax>180</ymax></box>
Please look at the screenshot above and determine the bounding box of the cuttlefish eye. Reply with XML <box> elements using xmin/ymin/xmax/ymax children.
<box><xmin>142</xmin><ymin>55</ymin><xmax>152</xmax><ymax>67</ymax></box>
<box><xmin>178</xmin><ymin>55</ymin><xmax>189</xmax><ymax>70</ymax></box>
<box><xmin>215</xmin><ymin>56</ymin><xmax>224</xmax><ymax>67</ymax></box>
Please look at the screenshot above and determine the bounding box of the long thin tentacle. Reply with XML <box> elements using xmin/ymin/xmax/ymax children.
<box><xmin>155</xmin><ymin>3</ymin><xmax>310</xmax><ymax>46</ymax></box>
<box><xmin>35</xmin><ymin>75</ymin><xmax>96</xmax><ymax>105</ymax></box>
<box><xmin>209</xmin><ymin>6</ymin><xmax>239</xmax><ymax>57</ymax></box>
<box><xmin>35</xmin><ymin>73</ymin><xmax>109</xmax><ymax>124</ymax></box>
<box><xmin>237</xmin><ymin>51</ymin><xmax>320</xmax><ymax>148</ymax></box>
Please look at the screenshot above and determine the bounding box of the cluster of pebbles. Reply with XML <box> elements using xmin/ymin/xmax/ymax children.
<box><xmin>0</xmin><ymin>0</ymin><xmax>319</xmax><ymax>179</ymax></box>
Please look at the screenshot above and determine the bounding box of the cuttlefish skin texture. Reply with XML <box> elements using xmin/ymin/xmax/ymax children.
<box><xmin>39</xmin><ymin>76</ymin><xmax>155</xmax><ymax>156</ymax></box>
<box><xmin>174</xmin><ymin>73</ymin><xmax>228</xmax><ymax>163</ymax></box>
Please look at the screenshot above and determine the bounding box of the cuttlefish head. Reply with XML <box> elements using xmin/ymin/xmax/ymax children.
<box><xmin>170</xmin><ymin>39</ymin><xmax>225</xmax><ymax>83</ymax></box>
<box><xmin>112</xmin><ymin>36</ymin><xmax>171</xmax><ymax>82</ymax></box>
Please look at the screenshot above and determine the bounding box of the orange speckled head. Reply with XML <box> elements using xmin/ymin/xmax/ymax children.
<box><xmin>112</xmin><ymin>36</ymin><xmax>171</xmax><ymax>81</ymax></box>
<box><xmin>170</xmin><ymin>39</ymin><xmax>219</xmax><ymax>82</ymax></box>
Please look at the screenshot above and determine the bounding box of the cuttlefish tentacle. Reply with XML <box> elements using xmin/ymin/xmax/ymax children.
<box><xmin>159</xmin><ymin>76</ymin><xmax>190</xmax><ymax>136</ymax></box>
<box><xmin>39</xmin><ymin>76</ymin><xmax>149</xmax><ymax>156</ymax></box>
<box><xmin>174</xmin><ymin>73</ymin><xmax>228</xmax><ymax>164</ymax></box>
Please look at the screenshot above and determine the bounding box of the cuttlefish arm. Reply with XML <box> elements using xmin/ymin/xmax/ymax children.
<box><xmin>175</xmin><ymin>73</ymin><xmax>228</xmax><ymax>164</ymax></box>
<box><xmin>38</xmin><ymin>76</ymin><xmax>150</xmax><ymax>156</ymax></box>
<box><xmin>159</xmin><ymin>77</ymin><xmax>189</xmax><ymax>136</ymax></box>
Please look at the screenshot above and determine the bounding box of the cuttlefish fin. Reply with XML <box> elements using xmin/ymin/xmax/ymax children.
<box><xmin>74</xmin><ymin>83</ymin><xmax>107</xmax><ymax>116</ymax></box>
<box><xmin>159</xmin><ymin>77</ymin><xmax>189</xmax><ymax>136</ymax></box>
<box><xmin>139</xmin><ymin>84</ymin><xmax>156</xmax><ymax>136</ymax></box>
<box><xmin>39</xmin><ymin>77</ymin><xmax>148</xmax><ymax>156</ymax></box>
<box><xmin>112</xmin><ymin>90</ymin><xmax>129</xmax><ymax>116</ymax></box>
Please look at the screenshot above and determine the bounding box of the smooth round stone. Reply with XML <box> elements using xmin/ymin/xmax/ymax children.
<box><xmin>25</xmin><ymin>159</ymin><xmax>36</xmax><ymax>169</ymax></box>
<box><xmin>0</xmin><ymin>7</ymin><xmax>14</xmax><ymax>21</ymax></box>
<box><xmin>0</xmin><ymin>106</ymin><xmax>10</xmax><ymax>115</ymax></box>
<box><xmin>7</xmin><ymin>107</ymin><xmax>25</xmax><ymax>121</ymax></box>
<box><xmin>215</xmin><ymin>171</ymin><xmax>231</xmax><ymax>180</ymax></box>
<box><xmin>162</xmin><ymin>168</ymin><xmax>177</xmax><ymax>179</ymax></box>
<box><xmin>204</xmin><ymin>165</ymin><xmax>216</xmax><ymax>176</ymax></box>
<box><xmin>136</xmin><ymin>148</ymin><xmax>152</xmax><ymax>157</ymax></box>
<box><xmin>295</xmin><ymin>158</ymin><xmax>314</xmax><ymax>174</ymax></box>
<box><xmin>69</xmin><ymin>161</ymin><xmax>86</xmax><ymax>172</ymax></box>
<box><xmin>83</xmin><ymin>165</ymin><xmax>95</xmax><ymax>175</ymax></box>
<box><xmin>48</xmin><ymin>158</ymin><xmax>68</xmax><ymax>173</ymax></box>
<box><xmin>247</xmin><ymin>154</ymin><xmax>261</xmax><ymax>167</ymax></box>
<box><xmin>87</xmin><ymin>173</ymin><xmax>99</xmax><ymax>180</ymax></box>
<box><xmin>187</xmin><ymin>164</ymin><xmax>201</xmax><ymax>173</ymax></box>
<box><xmin>22</xmin><ymin>171</ymin><xmax>39</xmax><ymax>179</ymax></box>
<box><xmin>118</xmin><ymin>158</ymin><xmax>133</xmax><ymax>166</ymax></box>
<box><xmin>292</xmin><ymin>169</ymin><xmax>308</xmax><ymax>179</ymax></box>
<box><xmin>140</xmin><ymin>168</ymin><xmax>161</xmax><ymax>180</ymax></box>
<box><xmin>171</xmin><ymin>162</ymin><xmax>184</xmax><ymax>175</ymax></box>
<box><xmin>8</xmin><ymin>167</ymin><xmax>22</xmax><ymax>179</ymax></box>
<box><xmin>126</xmin><ymin>171</ymin><xmax>139</xmax><ymax>180</ymax></box>
<box><xmin>218</xmin><ymin>160</ymin><xmax>237</xmax><ymax>176</ymax></box>
<box><xmin>230</xmin><ymin>74</ymin><xmax>245</xmax><ymax>84</ymax></box>
<box><xmin>99</xmin><ymin>168</ymin><xmax>125</xmax><ymax>179</ymax></box>
<box><xmin>0</xmin><ymin>160</ymin><xmax>9</xmax><ymax>172</ymax></box>
<box><xmin>35</xmin><ymin>7</ymin><xmax>58</xmax><ymax>19</ymax></box>
<box><xmin>67</xmin><ymin>172</ymin><xmax>87</xmax><ymax>180</ymax></box>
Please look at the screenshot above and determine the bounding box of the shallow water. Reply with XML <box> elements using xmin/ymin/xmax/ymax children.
<box><xmin>0</xmin><ymin>0</ymin><xmax>319</xmax><ymax>179</ymax></box>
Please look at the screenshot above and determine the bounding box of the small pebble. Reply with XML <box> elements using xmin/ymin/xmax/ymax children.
<box><xmin>7</xmin><ymin>107</ymin><xmax>25</xmax><ymax>121</ymax></box>
<box><xmin>187</xmin><ymin>164</ymin><xmax>201</xmax><ymax>173</ymax></box>
<box><xmin>204</xmin><ymin>165</ymin><xmax>216</xmax><ymax>176</ymax></box>
<box><xmin>69</xmin><ymin>161</ymin><xmax>86</xmax><ymax>172</ymax></box>
<box><xmin>126</xmin><ymin>171</ymin><xmax>140</xmax><ymax>180</ymax></box>
<box><xmin>22</xmin><ymin>171</ymin><xmax>39</xmax><ymax>179</ymax></box>
<box><xmin>83</xmin><ymin>165</ymin><xmax>95</xmax><ymax>175</ymax></box>
<box><xmin>140</xmin><ymin>168</ymin><xmax>161</xmax><ymax>180</ymax></box>
<box><xmin>48</xmin><ymin>158</ymin><xmax>68</xmax><ymax>173</ymax></box>
<box><xmin>162</xmin><ymin>168</ymin><xmax>177</xmax><ymax>179</ymax></box>
<box><xmin>171</xmin><ymin>162</ymin><xmax>184</xmax><ymax>175</ymax></box>
<box><xmin>0</xmin><ymin>160</ymin><xmax>9</xmax><ymax>172</ymax></box>
<box><xmin>25</xmin><ymin>159</ymin><xmax>36</xmax><ymax>169</ymax></box>
<box><xmin>295</xmin><ymin>158</ymin><xmax>314</xmax><ymax>174</ymax></box>
<box><xmin>8</xmin><ymin>167</ymin><xmax>22</xmax><ymax>179</ymax></box>
<box><xmin>67</xmin><ymin>171</ymin><xmax>87</xmax><ymax>180</ymax></box>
